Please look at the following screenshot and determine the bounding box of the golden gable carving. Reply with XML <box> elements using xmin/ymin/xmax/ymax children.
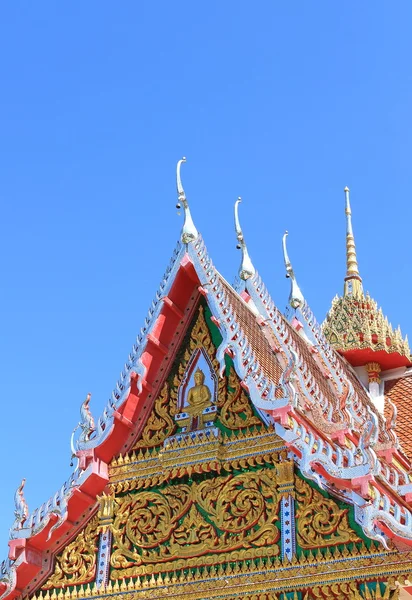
<box><xmin>110</xmin><ymin>468</ymin><xmax>280</xmax><ymax>578</ymax></box>
<box><xmin>41</xmin><ymin>514</ymin><xmax>99</xmax><ymax>589</ymax></box>
<box><xmin>295</xmin><ymin>476</ymin><xmax>360</xmax><ymax>548</ymax></box>
<box><xmin>131</xmin><ymin>303</ymin><xmax>262</xmax><ymax>453</ymax></box>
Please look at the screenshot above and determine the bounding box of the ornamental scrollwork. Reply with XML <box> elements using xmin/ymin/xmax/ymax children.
<box><xmin>218</xmin><ymin>366</ymin><xmax>261</xmax><ymax>429</ymax></box>
<box><xmin>133</xmin><ymin>382</ymin><xmax>176</xmax><ymax>449</ymax></box>
<box><xmin>295</xmin><ymin>475</ymin><xmax>360</xmax><ymax>548</ymax></box>
<box><xmin>110</xmin><ymin>469</ymin><xmax>280</xmax><ymax>575</ymax></box>
<box><xmin>41</xmin><ymin>514</ymin><xmax>99</xmax><ymax>589</ymax></box>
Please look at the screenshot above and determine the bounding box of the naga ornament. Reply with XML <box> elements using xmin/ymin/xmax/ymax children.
<box><xmin>12</xmin><ymin>479</ymin><xmax>28</xmax><ymax>532</ymax></box>
<box><xmin>70</xmin><ymin>393</ymin><xmax>96</xmax><ymax>466</ymax></box>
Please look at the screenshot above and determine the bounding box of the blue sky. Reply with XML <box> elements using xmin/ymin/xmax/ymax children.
<box><xmin>1</xmin><ymin>2</ymin><xmax>411</xmax><ymax>548</ymax></box>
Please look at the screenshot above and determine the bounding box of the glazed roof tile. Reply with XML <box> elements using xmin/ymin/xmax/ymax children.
<box><xmin>385</xmin><ymin>374</ymin><xmax>412</xmax><ymax>458</ymax></box>
<box><xmin>219</xmin><ymin>277</ymin><xmax>283</xmax><ymax>386</ymax></box>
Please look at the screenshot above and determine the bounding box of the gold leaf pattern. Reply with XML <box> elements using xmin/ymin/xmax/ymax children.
<box><xmin>295</xmin><ymin>475</ymin><xmax>360</xmax><ymax>548</ymax></box>
<box><xmin>110</xmin><ymin>468</ymin><xmax>280</xmax><ymax>575</ymax></box>
<box><xmin>41</xmin><ymin>514</ymin><xmax>99</xmax><ymax>589</ymax></box>
<box><xmin>134</xmin><ymin>382</ymin><xmax>176</xmax><ymax>448</ymax></box>
<box><xmin>218</xmin><ymin>366</ymin><xmax>261</xmax><ymax>429</ymax></box>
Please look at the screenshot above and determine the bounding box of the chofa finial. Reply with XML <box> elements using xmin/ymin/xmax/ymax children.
<box><xmin>282</xmin><ymin>231</ymin><xmax>305</xmax><ymax>309</ymax></box>
<box><xmin>234</xmin><ymin>198</ymin><xmax>255</xmax><ymax>280</ymax></box>
<box><xmin>176</xmin><ymin>157</ymin><xmax>198</xmax><ymax>244</ymax></box>
<box><xmin>343</xmin><ymin>186</ymin><xmax>363</xmax><ymax>298</ymax></box>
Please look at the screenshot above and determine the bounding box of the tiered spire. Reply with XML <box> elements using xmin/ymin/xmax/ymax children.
<box><xmin>343</xmin><ymin>187</ymin><xmax>363</xmax><ymax>298</ymax></box>
<box><xmin>323</xmin><ymin>187</ymin><xmax>411</xmax><ymax>371</ymax></box>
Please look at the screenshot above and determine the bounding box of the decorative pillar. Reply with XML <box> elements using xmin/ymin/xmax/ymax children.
<box><xmin>276</xmin><ymin>458</ymin><xmax>296</xmax><ymax>561</ymax></box>
<box><xmin>365</xmin><ymin>362</ymin><xmax>384</xmax><ymax>413</ymax></box>
<box><xmin>95</xmin><ymin>493</ymin><xmax>115</xmax><ymax>589</ymax></box>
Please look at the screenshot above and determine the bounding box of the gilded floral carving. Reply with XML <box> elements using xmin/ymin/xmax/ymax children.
<box><xmin>295</xmin><ymin>476</ymin><xmax>360</xmax><ymax>548</ymax></box>
<box><xmin>133</xmin><ymin>382</ymin><xmax>176</xmax><ymax>449</ymax></box>
<box><xmin>218</xmin><ymin>366</ymin><xmax>261</xmax><ymax>429</ymax></box>
<box><xmin>41</xmin><ymin>514</ymin><xmax>99</xmax><ymax>589</ymax></box>
<box><xmin>110</xmin><ymin>469</ymin><xmax>280</xmax><ymax>576</ymax></box>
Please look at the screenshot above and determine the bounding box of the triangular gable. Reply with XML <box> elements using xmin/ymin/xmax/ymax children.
<box><xmin>36</xmin><ymin>292</ymin><xmax>390</xmax><ymax>594</ymax></box>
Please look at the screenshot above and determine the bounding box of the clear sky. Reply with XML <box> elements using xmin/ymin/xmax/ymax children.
<box><xmin>1</xmin><ymin>2</ymin><xmax>411</xmax><ymax>549</ymax></box>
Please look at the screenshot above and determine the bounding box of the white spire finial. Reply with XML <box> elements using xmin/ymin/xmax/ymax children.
<box><xmin>282</xmin><ymin>231</ymin><xmax>305</xmax><ymax>309</ymax></box>
<box><xmin>344</xmin><ymin>186</ymin><xmax>353</xmax><ymax>236</ymax></box>
<box><xmin>234</xmin><ymin>198</ymin><xmax>255</xmax><ymax>280</ymax></box>
<box><xmin>176</xmin><ymin>157</ymin><xmax>198</xmax><ymax>244</ymax></box>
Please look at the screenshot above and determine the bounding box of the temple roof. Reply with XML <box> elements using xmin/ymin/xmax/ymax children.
<box><xmin>2</xmin><ymin>163</ymin><xmax>412</xmax><ymax>599</ymax></box>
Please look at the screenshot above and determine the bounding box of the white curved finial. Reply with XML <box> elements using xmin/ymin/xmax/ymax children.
<box><xmin>176</xmin><ymin>157</ymin><xmax>198</xmax><ymax>244</ymax></box>
<box><xmin>282</xmin><ymin>231</ymin><xmax>305</xmax><ymax>309</ymax></box>
<box><xmin>234</xmin><ymin>198</ymin><xmax>255</xmax><ymax>280</ymax></box>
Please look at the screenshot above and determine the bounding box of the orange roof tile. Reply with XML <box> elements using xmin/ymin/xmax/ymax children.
<box><xmin>385</xmin><ymin>376</ymin><xmax>412</xmax><ymax>458</ymax></box>
<box><xmin>219</xmin><ymin>277</ymin><xmax>283</xmax><ymax>386</ymax></box>
<box><xmin>385</xmin><ymin>375</ymin><xmax>412</xmax><ymax>458</ymax></box>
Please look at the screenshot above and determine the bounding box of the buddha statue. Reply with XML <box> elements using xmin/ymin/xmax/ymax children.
<box><xmin>185</xmin><ymin>368</ymin><xmax>212</xmax><ymax>429</ymax></box>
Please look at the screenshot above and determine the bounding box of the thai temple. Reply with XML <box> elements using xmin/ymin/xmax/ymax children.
<box><xmin>3</xmin><ymin>159</ymin><xmax>412</xmax><ymax>600</ymax></box>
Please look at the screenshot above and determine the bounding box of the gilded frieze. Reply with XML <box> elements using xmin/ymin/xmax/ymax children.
<box><xmin>33</xmin><ymin>545</ymin><xmax>407</xmax><ymax>600</ymax></box>
<box><xmin>109</xmin><ymin>429</ymin><xmax>285</xmax><ymax>494</ymax></box>
<box><xmin>110</xmin><ymin>468</ymin><xmax>280</xmax><ymax>578</ymax></box>
<box><xmin>295</xmin><ymin>476</ymin><xmax>360</xmax><ymax>549</ymax></box>
<box><xmin>41</xmin><ymin>514</ymin><xmax>99</xmax><ymax>589</ymax></box>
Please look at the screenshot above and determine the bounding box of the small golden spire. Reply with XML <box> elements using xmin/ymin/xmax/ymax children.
<box><xmin>343</xmin><ymin>186</ymin><xmax>363</xmax><ymax>298</ymax></box>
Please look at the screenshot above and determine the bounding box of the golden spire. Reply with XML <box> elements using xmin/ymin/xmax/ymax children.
<box><xmin>344</xmin><ymin>186</ymin><xmax>363</xmax><ymax>298</ymax></box>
